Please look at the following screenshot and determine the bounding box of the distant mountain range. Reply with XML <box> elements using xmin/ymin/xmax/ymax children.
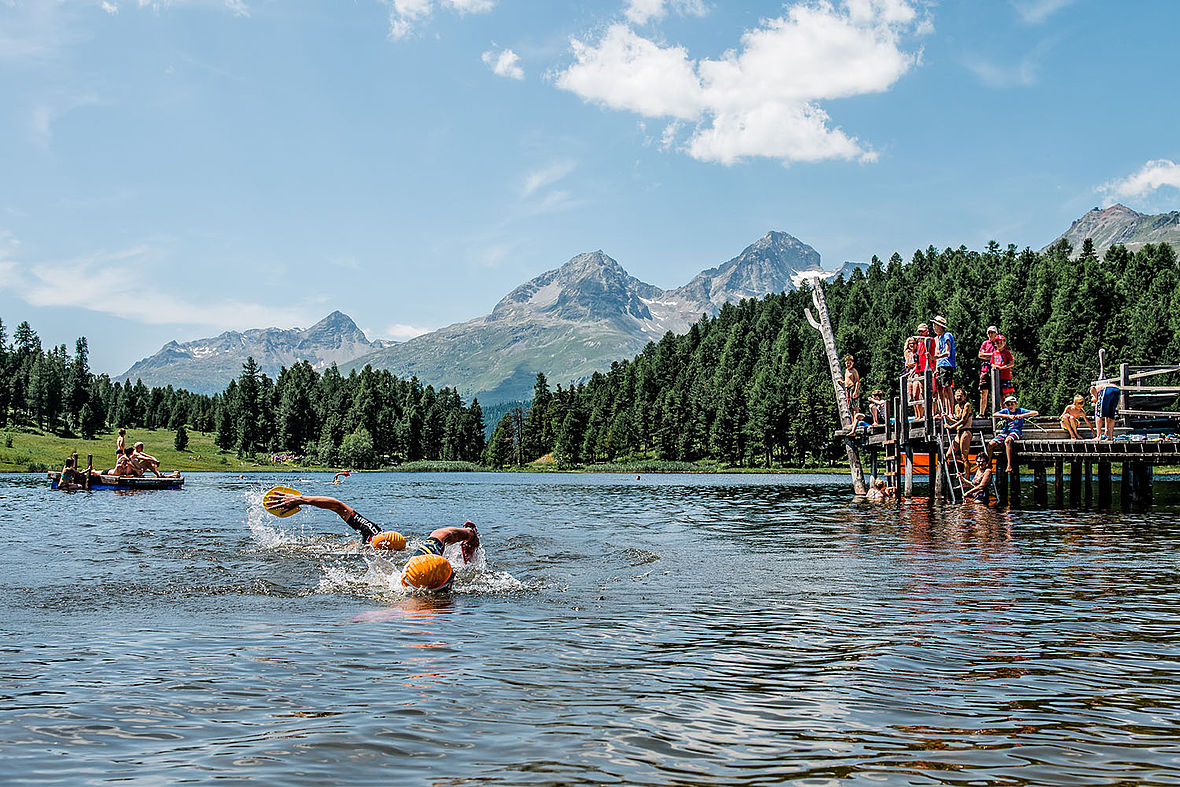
<box><xmin>119</xmin><ymin>310</ymin><xmax>390</xmax><ymax>393</ymax></box>
<box><xmin>1045</xmin><ymin>203</ymin><xmax>1180</xmax><ymax>256</ymax></box>
<box><xmin>120</xmin><ymin>231</ymin><xmax>858</xmax><ymax>399</ymax></box>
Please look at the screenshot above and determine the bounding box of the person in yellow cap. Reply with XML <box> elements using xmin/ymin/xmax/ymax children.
<box><xmin>263</xmin><ymin>491</ymin><xmax>479</xmax><ymax>591</ymax></box>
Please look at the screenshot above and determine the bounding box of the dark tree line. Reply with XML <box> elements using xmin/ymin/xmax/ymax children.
<box><xmin>0</xmin><ymin>320</ymin><xmax>485</xmax><ymax>468</ymax></box>
<box><xmin>213</xmin><ymin>358</ymin><xmax>487</xmax><ymax>468</ymax></box>
<box><xmin>0</xmin><ymin>319</ymin><xmax>215</xmax><ymax>439</ymax></box>
<box><xmin>490</xmin><ymin>239</ymin><xmax>1180</xmax><ymax>468</ymax></box>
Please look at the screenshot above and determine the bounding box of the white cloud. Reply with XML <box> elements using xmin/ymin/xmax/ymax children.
<box><xmin>385</xmin><ymin>0</ymin><xmax>495</xmax><ymax>40</ymax></box>
<box><xmin>556</xmin><ymin>1</ymin><xmax>925</xmax><ymax>165</ymax></box>
<box><xmin>1011</xmin><ymin>0</ymin><xmax>1076</xmax><ymax>24</ymax></box>
<box><xmin>482</xmin><ymin>47</ymin><xmax>524</xmax><ymax>79</ymax></box>
<box><xmin>381</xmin><ymin>323</ymin><xmax>433</xmax><ymax>341</ymax></box>
<box><xmin>522</xmin><ymin>161</ymin><xmax>576</xmax><ymax>198</ymax></box>
<box><xmin>136</xmin><ymin>0</ymin><xmax>250</xmax><ymax>16</ymax></box>
<box><xmin>101</xmin><ymin>2</ymin><xmax>119</xmax><ymax>14</ymax></box>
<box><xmin>1101</xmin><ymin>160</ymin><xmax>1180</xmax><ymax>202</ymax></box>
<box><xmin>963</xmin><ymin>55</ymin><xmax>1037</xmax><ymax>88</ymax></box>
<box><xmin>624</xmin><ymin>0</ymin><xmax>708</xmax><ymax>26</ymax></box>
<box><xmin>1</xmin><ymin>241</ymin><xmax>316</xmax><ymax>330</ymax></box>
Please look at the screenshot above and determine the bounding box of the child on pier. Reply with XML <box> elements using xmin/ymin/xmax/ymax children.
<box><xmin>1060</xmin><ymin>394</ymin><xmax>1094</xmax><ymax>440</ymax></box>
<box><xmin>987</xmin><ymin>395</ymin><xmax>1039</xmax><ymax>467</ymax></box>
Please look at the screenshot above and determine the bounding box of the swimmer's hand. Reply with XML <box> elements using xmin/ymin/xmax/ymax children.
<box><xmin>264</xmin><ymin>489</ymin><xmax>302</xmax><ymax>513</ymax></box>
<box><xmin>460</xmin><ymin>521</ymin><xmax>479</xmax><ymax>563</ymax></box>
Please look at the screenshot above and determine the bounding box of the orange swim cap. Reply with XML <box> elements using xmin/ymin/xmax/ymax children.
<box><xmin>370</xmin><ymin>531</ymin><xmax>406</xmax><ymax>551</ymax></box>
<box><xmin>400</xmin><ymin>554</ymin><xmax>454</xmax><ymax>591</ymax></box>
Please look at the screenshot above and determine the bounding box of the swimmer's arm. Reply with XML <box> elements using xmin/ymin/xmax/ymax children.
<box><xmin>430</xmin><ymin>525</ymin><xmax>478</xmax><ymax>546</ymax></box>
<box><xmin>268</xmin><ymin>492</ymin><xmax>353</xmax><ymax>521</ymax></box>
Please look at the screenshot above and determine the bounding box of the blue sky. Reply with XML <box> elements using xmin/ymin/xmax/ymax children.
<box><xmin>2</xmin><ymin>0</ymin><xmax>1178</xmax><ymax>375</ymax></box>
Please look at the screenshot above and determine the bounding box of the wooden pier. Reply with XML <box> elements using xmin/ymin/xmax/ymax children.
<box><xmin>856</xmin><ymin>364</ymin><xmax>1179</xmax><ymax>512</ymax></box>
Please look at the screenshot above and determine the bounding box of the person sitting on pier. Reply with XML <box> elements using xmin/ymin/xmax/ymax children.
<box><xmin>987</xmin><ymin>395</ymin><xmax>1039</xmax><ymax>467</ymax></box>
<box><xmin>1060</xmin><ymin>394</ymin><xmax>1094</xmax><ymax>440</ymax></box>
<box><xmin>948</xmin><ymin>387</ymin><xmax>974</xmax><ymax>470</ymax></box>
<box><xmin>1090</xmin><ymin>382</ymin><xmax>1120</xmax><ymax>441</ymax></box>
<box><xmin>932</xmin><ymin>315</ymin><xmax>957</xmax><ymax>418</ymax></box>
<box><xmin>961</xmin><ymin>454</ymin><xmax>993</xmax><ymax>504</ymax></box>
<box><xmin>867</xmin><ymin>389</ymin><xmax>886</xmax><ymax>425</ymax></box>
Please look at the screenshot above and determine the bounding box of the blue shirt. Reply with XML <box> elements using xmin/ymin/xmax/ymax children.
<box><xmin>936</xmin><ymin>331</ymin><xmax>957</xmax><ymax>367</ymax></box>
<box><xmin>998</xmin><ymin>407</ymin><xmax>1033</xmax><ymax>436</ymax></box>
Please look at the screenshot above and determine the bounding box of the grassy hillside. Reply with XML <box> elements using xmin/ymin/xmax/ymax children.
<box><xmin>0</xmin><ymin>428</ymin><xmax>330</xmax><ymax>474</ymax></box>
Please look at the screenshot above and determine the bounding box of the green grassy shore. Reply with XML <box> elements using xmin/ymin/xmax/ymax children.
<box><xmin>0</xmin><ymin>428</ymin><xmax>850</xmax><ymax>475</ymax></box>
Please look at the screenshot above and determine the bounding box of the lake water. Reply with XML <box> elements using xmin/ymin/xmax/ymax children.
<box><xmin>3</xmin><ymin>471</ymin><xmax>1180</xmax><ymax>785</ymax></box>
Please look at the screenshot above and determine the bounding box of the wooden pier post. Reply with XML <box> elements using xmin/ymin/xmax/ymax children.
<box><xmin>85</xmin><ymin>453</ymin><xmax>92</xmax><ymax>491</ymax></box>
<box><xmin>995</xmin><ymin>450</ymin><xmax>1009</xmax><ymax>508</ymax></box>
<box><xmin>928</xmin><ymin>443</ymin><xmax>939</xmax><ymax>500</ymax></box>
<box><xmin>1009</xmin><ymin>456</ymin><xmax>1022</xmax><ymax>509</ymax></box>
<box><xmin>1069</xmin><ymin>460</ymin><xmax>1081</xmax><ymax>508</ymax></box>
<box><xmin>1084</xmin><ymin>460</ymin><xmax>1093</xmax><ymax>506</ymax></box>
<box><xmin>1054</xmin><ymin>459</ymin><xmax>1064</xmax><ymax>508</ymax></box>
<box><xmin>933</xmin><ymin>443</ymin><xmax>944</xmax><ymax>500</ymax></box>
<box><xmin>804</xmin><ymin>282</ymin><xmax>866</xmax><ymax>495</ymax></box>
<box><xmin>1130</xmin><ymin>462</ymin><xmax>1153</xmax><ymax>512</ymax></box>
<box><xmin>1120</xmin><ymin>462</ymin><xmax>1132</xmax><ymax>512</ymax></box>
<box><xmin>1033</xmin><ymin>464</ymin><xmax>1048</xmax><ymax>507</ymax></box>
<box><xmin>1097</xmin><ymin>460</ymin><xmax>1112</xmax><ymax>510</ymax></box>
<box><xmin>904</xmin><ymin>446</ymin><xmax>914</xmax><ymax>497</ymax></box>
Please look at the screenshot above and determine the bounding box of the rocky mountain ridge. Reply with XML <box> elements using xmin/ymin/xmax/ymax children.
<box><xmin>119</xmin><ymin>311</ymin><xmax>390</xmax><ymax>393</ymax></box>
<box><xmin>1045</xmin><ymin>203</ymin><xmax>1180</xmax><ymax>255</ymax></box>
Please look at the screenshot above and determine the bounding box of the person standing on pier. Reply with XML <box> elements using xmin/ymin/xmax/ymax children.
<box><xmin>990</xmin><ymin>334</ymin><xmax>1015</xmax><ymax>400</ymax></box>
<box><xmin>987</xmin><ymin>395</ymin><xmax>1038</xmax><ymax>467</ymax></box>
<box><xmin>1091</xmin><ymin>382</ymin><xmax>1120</xmax><ymax>441</ymax></box>
<box><xmin>977</xmin><ymin>325</ymin><xmax>999</xmax><ymax>414</ymax></box>
<box><xmin>932</xmin><ymin>316</ymin><xmax>957</xmax><ymax>418</ymax></box>
<box><xmin>912</xmin><ymin>323</ymin><xmax>934</xmax><ymax>419</ymax></box>
<box><xmin>841</xmin><ymin>354</ymin><xmax>860</xmax><ymax>413</ymax></box>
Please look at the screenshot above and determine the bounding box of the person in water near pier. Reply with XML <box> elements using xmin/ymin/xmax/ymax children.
<box><xmin>1060</xmin><ymin>394</ymin><xmax>1094</xmax><ymax>440</ymax></box>
<box><xmin>987</xmin><ymin>395</ymin><xmax>1039</xmax><ymax>466</ymax></box>
<box><xmin>962</xmin><ymin>454</ymin><xmax>993</xmax><ymax>504</ymax></box>
<box><xmin>866</xmin><ymin>477</ymin><xmax>895</xmax><ymax>502</ymax></box>
<box><xmin>262</xmin><ymin>491</ymin><xmax>480</xmax><ymax>592</ymax></box>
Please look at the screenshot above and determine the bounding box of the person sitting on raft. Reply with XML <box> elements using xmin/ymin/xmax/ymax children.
<box><xmin>987</xmin><ymin>395</ymin><xmax>1039</xmax><ymax>467</ymax></box>
<box><xmin>263</xmin><ymin>491</ymin><xmax>479</xmax><ymax>592</ymax></box>
<box><xmin>130</xmin><ymin>442</ymin><xmax>178</xmax><ymax>477</ymax></box>
<box><xmin>109</xmin><ymin>447</ymin><xmax>143</xmax><ymax>477</ymax></box>
<box><xmin>1060</xmin><ymin>394</ymin><xmax>1094</xmax><ymax>440</ymax></box>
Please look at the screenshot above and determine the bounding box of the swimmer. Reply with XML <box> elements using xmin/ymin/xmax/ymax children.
<box><xmin>262</xmin><ymin>491</ymin><xmax>480</xmax><ymax>592</ymax></box>
<box><xmin>333</xmin><ymin>470</ymin><xmax>351</xmax><ymax>485</ymax></box>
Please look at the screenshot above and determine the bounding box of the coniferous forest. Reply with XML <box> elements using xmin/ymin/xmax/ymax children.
<box><xmin>2</xmin><ymin>238</ymin><xmax>1177</xmax><ymax>470</ymax></box>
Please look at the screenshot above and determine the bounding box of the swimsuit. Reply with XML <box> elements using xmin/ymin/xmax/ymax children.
<box><xmin>344</xmin><ymin>508</ymin><xmax>382</xmax><ymax>541</ymax></box>
<box><xmin>412</xmin><ymin>537</ymin><xmax>447</xmax><ymax>558</ymax></box>
<box><xmin>1097</xmin><ymin>386</ymin><xmax>1120</xmax><ymax>419</ymax></box>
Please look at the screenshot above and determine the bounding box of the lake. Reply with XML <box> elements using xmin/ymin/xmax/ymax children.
<box><xmin>3</xmin><ymin>471</ymin><xmax>1180</xmax><ymax>785</ymax></box>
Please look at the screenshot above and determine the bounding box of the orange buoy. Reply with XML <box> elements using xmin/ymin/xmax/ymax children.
<box><xmin>400</xmin><ymin>554</ymin><xmax>454</xmax><ymax>591</ymax></box>
<box><xmin>370</xmin><ymin>530</ymin><xmax>407</xmax><ymax>551</ymax></box>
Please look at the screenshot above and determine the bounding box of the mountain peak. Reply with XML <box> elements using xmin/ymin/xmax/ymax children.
<box><xmin>672</xmin><ymin>229</ymin><xmax>821</xmax><ymax>309</ymax></box>
<box><xmin>490</xmin><ymin>250</ymin><xmax>660</xmax><ymax>324</ymax></box>
<box><xmin>1048</xmin><ymin>204</ymin><xmax>1180</xmax><ymax>255</ymax></box>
